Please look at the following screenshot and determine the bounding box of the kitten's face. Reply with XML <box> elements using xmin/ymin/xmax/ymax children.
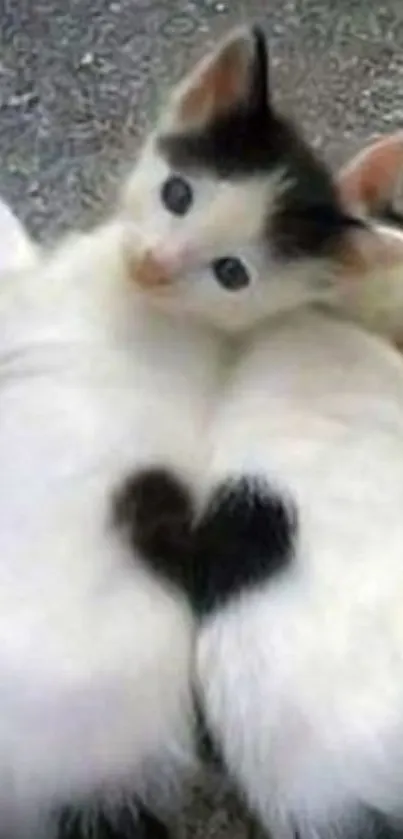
<box><xmin>121</xmin><ymin>27</ymin><xmax>359</xmax><ymax>332</ymax></box>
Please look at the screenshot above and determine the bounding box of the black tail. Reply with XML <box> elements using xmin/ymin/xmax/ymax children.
<box><xmin>192</xmin><ymin>477</ymin><xmax>297</xmax><ymax>617</ymax></box>
<box><xmin>112</xmin><ymin>467</ymin><xmax>195</xmax><ymax>594</ymax></box>
<box><xmin>113</xmin><ymin>469</ymin><xmax>296</xmax><ymax>616</ymax></box>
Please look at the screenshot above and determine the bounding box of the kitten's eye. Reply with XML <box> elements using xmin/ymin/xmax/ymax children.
<box><xmin>212</xmin><ymin>257</ymin><xmax>250</xmax><ymax>291</ymax></box>
<box><xmin>161</xmin><ymin>175</ymin><xmax>193</xmax><ymax>216</ymax></box>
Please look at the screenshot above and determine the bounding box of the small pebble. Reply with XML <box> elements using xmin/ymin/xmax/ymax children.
<box><xmin>8</xmin><ymin>90</ymin><xmax>39</xmax><ymax>108</ymax></box>
<box><xmin>79</xmin><ymin>51</ymin><xmax>94</xmax><ymax>67</ymax></box>
<box><xmin>27</xmin><ymin>181</ymin><xmax>40</xmax><ymax>196</ymax></box>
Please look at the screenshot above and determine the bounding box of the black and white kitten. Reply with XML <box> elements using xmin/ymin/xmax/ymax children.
<box><xmin>119</xmin><ymin>27</ymin><xmax>362</xmax><ymax>333</ymax></box>
<box><xmin>119</xmin><ymin>28</ymin><xmax>403</xmax><ymax>344</ymax></box>
<box><xmin>0</xmin><ymin>98</ymin><xmax>231</xmax><ymax>839</ymax></box>
<box><xmin>0</xmin><ymin>22</ymin><xmax>402</xmax><ymax>839</ymax></box>
<box><xmin>118</xmin><ymin>25</ymin><xmax>403</xmax><ymax>839</ymax></box>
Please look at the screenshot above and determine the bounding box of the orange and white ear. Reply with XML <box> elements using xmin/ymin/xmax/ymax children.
<box><xmin>0</xmin><ymin>198</ymin><xmax>38</xmax><ymax>275</ymax></box>
<box><xmin>338</xmin><ymin>132</ymin><xmax>403</xmax><ymax>217</ymax></box>
<box><xmin>162</xmin><ymin>25</ymin><xmax>269</xmax><ymax>132</ymax></box>
<box><xmin>335</xmin><ymin>133</ymin><xmax>403</xmax><ymax>283</ymax></box>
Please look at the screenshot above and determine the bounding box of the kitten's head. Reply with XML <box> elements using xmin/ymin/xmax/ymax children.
<box><xmin>120</xmin><ymin>26</ymin><xmax>363</xmax><ymax>331</ymax></box>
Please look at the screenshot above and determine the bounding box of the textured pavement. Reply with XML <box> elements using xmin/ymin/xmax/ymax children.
<box><xmin>1</xmin><ymin>0</ymin><xmax>403</xmax><ymax>835</ymax></box>
<box><xmin>2</xmin><ymin>0</ymin><xmax>403</xmax><ymax>242</ymax></box>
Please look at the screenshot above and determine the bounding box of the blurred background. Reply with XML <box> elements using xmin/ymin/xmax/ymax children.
<box><xmin>2</xmin><ymin>0</ymin><xmax>403</xmax><ymax>242</ymax></box>
<box><xmin>1</xmin><ymin>0</ymin><xmax>403</xmax><ymax>834</ymax></box>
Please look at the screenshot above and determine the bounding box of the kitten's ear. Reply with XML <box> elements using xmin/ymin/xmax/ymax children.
<box><xmin>335</xmin><ymin>133</ymin><xmax>403</xmax><ymax>279</ymax></box>
<box><xmin>0</xmin><ymin>198</ymin><xmax>38</xmax><ymax>274</ymax></box>
<box><xmin>165</xmin><ymin>25</ymin><xmax>270</xmax><ymax>131</ymax></box>
<box><xmin>338</xmin><ymin>132</ymin><xmax>403</xmax><ymax>217</ymax></box>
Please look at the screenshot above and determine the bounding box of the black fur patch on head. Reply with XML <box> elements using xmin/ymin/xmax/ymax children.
<box><xmin>160</xmin><ymin>88</ymin><xmax>299</xmax><ymax>180</ymax></box>
<box><xmin>112</xmin><ymin>467</ymin><xmax>194</xmax><ymax>593</ymax></box>
<box><xmin>159</xmin><ymin>26</ymin><xmax>273</xmax><ymax>179</ymax></box>
<box><xmin>57</xmin><ymin>804</ymin><xmax>171</xmax><ymax>839</ymax></box>
<box><xmin>270</xmin><ymin>192</ymin><xmax>365</xmax><ymax>261</ymax></box>
<box><xmin>266</xmin><ymin>133</ymin><xmax>366</xmax><ymax>260</ymax></box>
<box><xmin>159</xmin><ymin>31</ymin><xmax>360</xmax><ymax>262</ymax></box>
<box><xmin>248</xmin><ymin>25</ymin><xmax>270</xmax><ymax>115</ymax></box>
<box><xmin>192</xmin><ymin>477</ymin><xmax>297</xmax><ymax>617</ymax></box>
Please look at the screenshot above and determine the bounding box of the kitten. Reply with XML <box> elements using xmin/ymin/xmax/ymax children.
<box><xmin>118</xmin><ymin>25</ymin><xmax>403</xmax><ymax>839</ymax></box>
<box><xmin>120</xmin><ymin>29</ymin><xmax>403</xmax><ymax>351</ymax></box>
<box><xmin>0</xmin><ymin>156</ymin><xmax>227</xmax><ymax>839</ymax></box>
<box><xmin>119</xmin><ymin>27</ymin><xmax>363</xmax><ymax>334</ymax></box>
<box><xmin>0</xmin><ymin>21</ymin><xmax>401</xmax><ymax>838</ymax></box>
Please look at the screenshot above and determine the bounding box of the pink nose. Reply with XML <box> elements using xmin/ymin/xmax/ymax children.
<box><xmin>150</xmin><ymin>244</ymin><xmax>191</xmax><ymax>275</ymax></box>
<box><xmin>134</xmin><ymin>251</ymin><xmax>173</xmax><ymax>289</ymax></box>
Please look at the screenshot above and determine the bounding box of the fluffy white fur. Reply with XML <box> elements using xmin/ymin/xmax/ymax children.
<box><xmin>196</xmin><ymin>307</ymin><xmax>403</xmax><ymax>839</ymax></box>
<box><xmin>2</xmin><ymin>27</ymin><xmax>403</xmax><ymax>838</ymax></box>
<box><xmin>0</xmin><ymin>29</ymin><xmax>331</xmax><ymax>833</ymax></box>
<box><xmin>0</xmin><ymin>212</ymin><xmax>224</xmax><ymax>835</ymax></box>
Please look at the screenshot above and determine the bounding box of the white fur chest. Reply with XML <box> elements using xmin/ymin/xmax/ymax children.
<box><xmin>198</xmin><ymin>310</ymin><xmax>403</xmax><ymax>839</ymax></box>
<box><xmin>0</xmin><ymin>240</ymin><xmax>222</xmax><ymax>829</ymax></box>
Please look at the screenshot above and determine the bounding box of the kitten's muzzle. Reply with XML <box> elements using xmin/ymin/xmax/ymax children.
<box><xmin>134</xmin><ymin>249</ymin><xmax>175</xmax><ymax>288</ymax></box>
<box><xmin>133</xmin><ymin>244</ymin><xmax>193</xmax><ymax>289</ymax></box>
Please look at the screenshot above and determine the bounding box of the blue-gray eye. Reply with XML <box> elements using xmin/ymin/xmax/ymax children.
<box><xmin>212</xmin><ymin>257</ymin><xmax>250</xmax><ymax>291</ymax></box>
<box><xmin>161</xmin><ymin>175</ymin><xmax>193</xmax><ymax>216</ymax></box>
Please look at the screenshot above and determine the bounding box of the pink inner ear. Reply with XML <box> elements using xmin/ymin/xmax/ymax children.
<box><xmin>338</xmin><ymin>132</ymin><xmax>403</xmax><ymax>214</ymax></box>
<box><xmin>178</xmin><ymin>36</ymin><xmax>252</xmax><ymax>126</ymax></box>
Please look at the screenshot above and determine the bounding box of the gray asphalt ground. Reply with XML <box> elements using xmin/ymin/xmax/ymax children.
<box><xmin>1</xmin><ymin>0</ymin><xmax>403</xmax><ymax>836</ymax></box>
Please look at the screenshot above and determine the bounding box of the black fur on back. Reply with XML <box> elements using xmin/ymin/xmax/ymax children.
<box><xmin>112</xmin><ymin>467</ymin><xmax>194</xmax><ymax>594</ymax></box>
<box><xmin>191</xmin><ymin>477</ymin><xmax>297</xmax><ymax>617</ymax></box>
<box><xmin>113</xmin><ymin>468</ymin><xmax>296</xmax><ymax>618</ymax></box>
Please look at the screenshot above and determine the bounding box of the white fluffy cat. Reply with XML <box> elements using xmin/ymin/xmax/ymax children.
<box><xmin>1</xmin><ymin>22</ymin><xmax>403</xmax><ymax>839</ymax></box>
<box><xmin>116</xmin><ymin>25</ymin><xmax>403</xmax><ymax>839</ymax></box>
<box><xmin>0</xmin><ymin>184</ymin><xmax>224</xmax><ymax>838</ymax></box>
<box><xmin>171</xmin><ymin>32</ymin><xmax>403</xmax><ymax>839</ymax></box>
